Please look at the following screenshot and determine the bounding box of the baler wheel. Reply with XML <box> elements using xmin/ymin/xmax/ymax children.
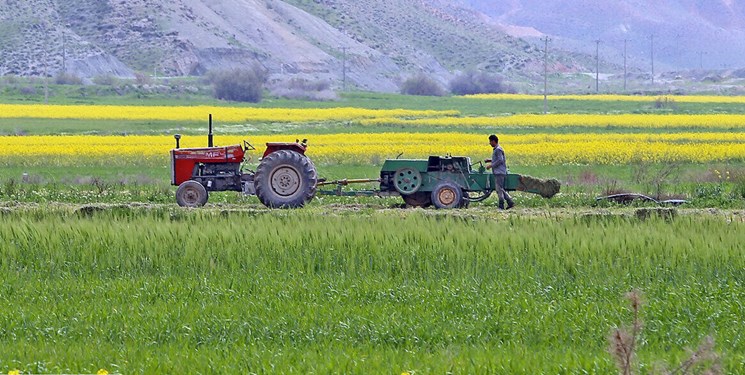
<box><xmin>176</xmin><ymin>180</ymin><xmax>209</xmax><ymax>207</ymax></box>
<box><xmin>460</xmin><ymin>190</ymin><xmax>471</xmax><ymax>208</ymax></box>
<box><xmin>431</xmin><ymin>181</ymin><xmax>464</xmax><ymax>209</ymax></box>
<box><xmin>402</xmin><ymin>192</ymin><xmax>432</xmax><ymax>208</ymax></box>
<box><xmin>393</xmin><ymin>167</ymin><xmax>422</xmax><ymax>195</ymax></box>
<box><xmin>255</xmin><ymin>149</ymin><xmax>317</xmax><ymax>208</ymax></box>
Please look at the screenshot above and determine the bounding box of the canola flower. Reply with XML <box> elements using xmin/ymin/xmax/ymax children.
<box><xmin>466</xmin><ymin>93</ymin><xmax>745</xmax><ymax>104</ymax></box>
<box><xmin>0</xmin><ymin>104</ymin><xmax>458</xmax><ymax>123</ymax></box>
<box><xmin>3</xmin><ymin>133</ymin><xmax>745</xmax><ymax>166</ymax></box>
<box><xmin>360</xmin><ymin>113</ymin><xmax>745</xmax><ymax>129</ymax></box>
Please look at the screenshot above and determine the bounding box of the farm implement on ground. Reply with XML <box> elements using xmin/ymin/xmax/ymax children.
<box><xmin>318</xmin><ymin>156</ymin><xmax>560</xmax><ymax>209</ymax></box>
<box><xmin>170</xmin><ymin>119</ymin><xmax>560</xmax><ymax>208</ymax></box>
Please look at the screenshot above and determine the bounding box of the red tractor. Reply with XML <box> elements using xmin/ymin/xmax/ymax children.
<box><xmin>170</xmin><ymin>117</ymin><xmax>317</xmax><ymax>208</ymax></box>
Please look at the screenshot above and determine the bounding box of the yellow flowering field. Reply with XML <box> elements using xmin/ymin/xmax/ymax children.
<box><xmin>466</xmin><ymin>93</ymin><xmax>745</xmax><ymax>103</ymax></box>
<box><xmin>0</xmin><ymin>104</ymin><xmax>458</xmax><ymax>122</ymax></box>
<box><xmin>3</xmin><ymin>133</ymin><xmax>745</xmax><ymax>166</ymax></box>
<box><xmin>3</xmin><ymin>103</ymin><xmax>743</xmax><ymax>131</ymax></box>
<box><xmin>360</xmin><ymin>113</ymin><xmax>745</xmax><ymax>129</ymax></box>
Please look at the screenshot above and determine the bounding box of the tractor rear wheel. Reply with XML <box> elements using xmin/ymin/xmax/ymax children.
<box><xmin>255</xmin><ymin>149</ymin><xmax>317</xmax><ymax>208</ymax></box>
<box><xmin>431</xmin><ymin>181</ymin><xmax>464</xmax><ymax>209</ymax></box>
<box><xmin>402</xmin><ymin>191</ymin><xmax>431</xmax><ymax>208</ymax></box>
<box><xmin>176</xmin><ymin>180</ymin><xmax>209</xmax><ymax>207</ymax></box>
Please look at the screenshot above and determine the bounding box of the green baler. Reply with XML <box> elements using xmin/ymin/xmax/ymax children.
<box><xmin>378</xmin><ymin>156</ymin><xmax>559</xmax><ymax>208</ymax></box>
<box><xmin>320</xmin><ymin>155</ymin><xmax>560</xmax><ymax>208</ymax></box>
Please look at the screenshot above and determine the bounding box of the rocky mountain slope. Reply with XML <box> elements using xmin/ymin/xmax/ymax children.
<box><xmin>0</xmin><ymin>0</ymin><xmax>601</xmax><ymax>92</ymax></box>
<box><xmin>461</xmin><ymin>0</ymin><xmax>745</xmax><ymax>71</ymax></box>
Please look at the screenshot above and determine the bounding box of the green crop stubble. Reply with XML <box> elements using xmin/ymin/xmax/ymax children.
<box><xmin>0</xmin><ymin>209</ymin><xmax>744</xmax><ymax>373</ymax></box>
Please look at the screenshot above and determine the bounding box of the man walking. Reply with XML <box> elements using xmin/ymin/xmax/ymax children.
<box><xmin>486</xmin><ymin>134</ymin><xmax>515</xmax><ymax>210</ymax></box>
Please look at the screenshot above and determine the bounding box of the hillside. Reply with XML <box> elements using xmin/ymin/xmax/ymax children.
<box><xmin>0</xmin><ymin>0</ymin><xmax>599</xmax><ymax>92</ymax></box>
<box><xmin>461</xmin><ymin>0</ymin><xmax>745</xmax><ymax>71</ymax></box>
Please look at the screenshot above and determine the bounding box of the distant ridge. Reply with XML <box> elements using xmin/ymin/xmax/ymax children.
<box><xmin>0</xmin><ymin>0</ymin><xmax>602</xmax><ymax>92</ymax></box>
<box><xmin>460</xmin><ymin>0</ymin><xmax>745</xmax><ymax>71</ymax></box>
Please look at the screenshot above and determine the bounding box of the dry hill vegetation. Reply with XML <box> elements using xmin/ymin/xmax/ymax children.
<box><xmin>0</xmin><ymin>0</ymin><xmax>597</xmax><ymax>92</ymax></box>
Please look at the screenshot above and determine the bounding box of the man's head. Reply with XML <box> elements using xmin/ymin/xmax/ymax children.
<box><xmin>489</xmin><ymin>134</ymin><xmax>498</xmax><ymax>147</ymax></box>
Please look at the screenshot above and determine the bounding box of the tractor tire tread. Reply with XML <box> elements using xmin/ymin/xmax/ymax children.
<box><xmin>431</xmin><ymin>180</ymin><xmax>464</xmax><ymax>209</ymax></box>
<box><xmin>255</xmin><ymin>149</ymin><xmax>317</xmax><ymax>208</ymax></box>
<box><xmin>176</xmin><ymin>180</ymin><xmax>209</xmax><ymax>207</ymax></box>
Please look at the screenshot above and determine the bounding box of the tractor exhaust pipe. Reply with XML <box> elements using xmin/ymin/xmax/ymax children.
<box><xmin>208</xmin><ymin>114</ymin><xmax>214</xmax><ymax>147</ymax></box>
<box><xmin>174</xmin><ymin>134</ymin><xmax>181</xmax><ymax>149</ymax></box>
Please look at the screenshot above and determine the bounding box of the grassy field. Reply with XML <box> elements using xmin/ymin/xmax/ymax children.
<box><xmin>1</xmin><ymin>207</ymin><xmax>743</xmax><ymax>373</ymax></box>
<box><xmin>0</xmin><ymin>90</ymin><xmax>744</xmax><ymax>373</ymax></box>
<box><xmin>6</xmin><ymin>82</ymin><xmax>745</xmax><ymax>115</ymax></box>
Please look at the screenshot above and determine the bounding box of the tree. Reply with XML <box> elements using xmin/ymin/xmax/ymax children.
<box><xmin>449</xmin><ymin>71</ymin><xmax>515</xmax><ymax>95</ymax></box>
<box><xmin>209</xmin><ymin>65</ymin><xmax>266</xmax><ymax>102</ymax></box>
<box><xmin>400</xmin><ymin>74</ymin><xmax>446</xmax><ymax>96</ymax></box>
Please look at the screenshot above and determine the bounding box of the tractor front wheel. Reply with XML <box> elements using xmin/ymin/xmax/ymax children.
<box><xmin>176</xmin><ymin>180</ymin><xmax>209</xmax><ymax>207</ymax></box>
<box><xmin>431</xmin><ymin>181</ymin><xmax>464</xmax><ymax>209</ymax></box>
<box><xmin>255</xmin><ymin>150</ymin><xmax>317</xmax><ymax>208</ymax></box>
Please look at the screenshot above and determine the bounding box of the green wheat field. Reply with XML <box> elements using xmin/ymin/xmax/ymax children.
<box><xmin>1</xmin><ymin>206</ymin><xmax>743</xmax><ymax>373</ymax></box>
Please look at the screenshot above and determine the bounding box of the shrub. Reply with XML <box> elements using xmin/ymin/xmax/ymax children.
<box><xmin>287</xmin><ymin>78</ymin><xmax>330</xmax><ymax>92</ymax></box>
<box><xmin>209</xmin><ymin>66</ymin><xmax>266</xmax><ymax>103</ymax></box>
<box><xmin>18</xmin><ymin>86</ymin><xmax>36</xmax><ymax>95</ymax></box>
<box><xmin>54</xmin><ymin>72</ymin><xmax>83</xmax><ymax>85</ymax></box>
<box><xmin>271</xmin><ymin>88</ymin><xmax>338</xmax><ymax>101</ymax></box>
<box><xmin>632</xmin><ymin>162</ymin><xmax>681</xmax><ymax>200</ymax></box>
<box><xmin>400</xmin><ymin>74</ymin><xmax>445</xmax><ymax>96</ymax></box>
<box><xmin>654</xmin><ymin>96</ymin><xmax>678</xmax><ymax>110</ymax></box>
<box><xmin>93</xmin><ymin>74</ymin><xmax>119</xmax><ymax>86</ymax></box>
<box><xmin>449</xmin><ymin>71</ymin><xmax>515</xmax><ymax>95</ymax></box>
<box><xmin>3</xmin><ymin>75</ymin><xmax>19</xmax><ymax>84</ymax></box>
<box><xmin>270</xmin><ymin>78</ymin><xmax>337</xmax><ymax>101</ymax></box>
<box><xmin>134</xmin><ymin>71</ymin><xmax>152</xmax><ymax>85</ymax></box>
<box><xmin>609</xmin><ymin>290</ymin><xmax>721</xmax><ymax>375</ymax></box>
<box><xmin>733</xmin><ymin>176</ymin><xmax>745</xmax><ymax>199</ymax></box>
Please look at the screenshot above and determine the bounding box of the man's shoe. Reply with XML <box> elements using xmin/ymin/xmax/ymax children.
<box><xmin>498</xmin><ymin>200</ymin><xmax>505</xmax><ymax>210</ymax></box>
<box><xmin>506</xmin><ymin>202</ymin><xmax>515</xmax><ymax>210</ymax></box>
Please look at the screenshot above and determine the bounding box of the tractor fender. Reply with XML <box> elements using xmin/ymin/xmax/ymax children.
<box><xmin>263</xmin><ymin>142</ymin><xmax>307</xmax><ymax>158</ymax></box>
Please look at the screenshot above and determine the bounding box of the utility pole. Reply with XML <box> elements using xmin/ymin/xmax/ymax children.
<box><xmin>623</xmin><ymin>39</ymin><xmax>628</xmax><ymax>92</ymax></box>
<box><xmin>698</xmin><ymin>51</ymin><xmax>705</xmax><ymax>70</ymax></box>
<box><xmin>542</xmin><ymin>36</ymin><xmax>550</xmax><ymax>114</ymax></box>
<box><xmin>44</xmin><ymin>50</ymin><xmax>49</xmax><ymax>104</ymax></box>
<box><xmin>41</xmin><ymin>23</ymin><xmax>49</xmax><ymax>104</ymax></box>
<box><xmin>340</xmin><ymin>46</ymin><xmax>348</xmax><ymax>91</ymax></box>
<box><xmin>650</xmin><ymin>34</ymin><xmax>655</xmax><ymax>85</ymax></box>
<box><xmin>594</xmin><ymin>39</ymin><xmax>601</xmax><ymax>93</ymax></box>
<box><xmin>674</xmin><ymin>33</ymin><xmax>683</xmax><ymax>61</ymax></box>
<box><xmin>62</xmin><ymin>28</ymin><xmax>66</xmax><ymax>73</ymax></box>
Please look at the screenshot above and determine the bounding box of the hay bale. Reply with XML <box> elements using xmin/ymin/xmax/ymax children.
<box><xmin>635</xmin><ymin>207</ymin><xmax>678</xmax><ymax>221</ymax></box>
<box><xmin>76</xmin><ymin>205</ymin><xmax>107</xmax><ymax>216</ymax></box>
<box><xmin>517</xmin><ymin>175</ymin><xmax>561</xmax><ymax>198</ymax></box>
<box><xmin>580</xmin><ymin>212</ymin><xmax>625</xmax><ymax>223</ymax></box>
